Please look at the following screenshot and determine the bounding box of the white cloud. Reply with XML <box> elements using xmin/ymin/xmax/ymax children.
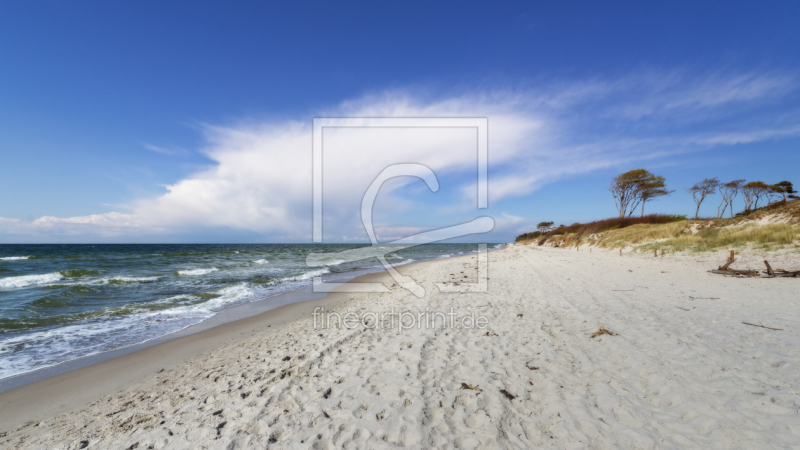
<box><xmin>2</xmin><ymin>70</ymin><xmax>799</xmax><ymax>242</ymax></box>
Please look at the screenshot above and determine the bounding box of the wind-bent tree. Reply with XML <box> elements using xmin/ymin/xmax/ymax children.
<box><xmin>685</xmin><ymin>178</ymin><xmax>720</xmax><ymax>219</ymax></box>
<box><xmin>744</xmin><ymin>181</ymin><xmax>771</xmax><ymax>210</ymax></box>
<box><xmin>537</xmin><ymin>221</ymin><xmax>554</xmax><ymax>233</ymax></box>
<box><xmin>637</xmin><ymin>175</ymin><xmax>673</xmax><ymax>216</ymax></box>
<box><xmin>766</xmin><ymin>184</ymin><xmax>783</xmax><ymax>205</ymax></box>
<box><xmin>742</xmin><ymin>182</ymin><xmax>757</xmax><ymax>212</ymax></box>
<box><xmin>609</xmin><ymin>169</ymin><xmax>648</xmax><ymax>218</ymax></box>
<box><xmin>717</xmin><ymin>179</ymin><xmax>745</xmax><ymax>218</ymax></box>
<box><xmin>773</xmin><ymin>181</ymin><xmax>797</xmax><ymax>202</ymax></box>
<box><xmin>609</xmin><ymin>169</ymin><xmax>666</xmax><ymax>218</ymax></box>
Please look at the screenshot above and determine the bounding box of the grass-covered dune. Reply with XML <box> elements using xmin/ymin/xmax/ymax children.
<box><xmin>516</xmin><ymin>200</ymin><xmax>800</xmax><ymax>253</ymax></box>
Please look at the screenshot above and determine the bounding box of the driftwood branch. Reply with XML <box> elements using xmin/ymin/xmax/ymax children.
<box><xmin>710</xmin><ymin>259</ymin><xmax>799</xmax><ymax>278</ymax></box>
<box><xmin>742</xmin><ymin>322</ymin><xmax>783</xmax><ymax>331</ymax></box>
<box><xmin>764</xmin><ymin>260</ymin><xmax>775</xmax><ymax>276</ymax></box>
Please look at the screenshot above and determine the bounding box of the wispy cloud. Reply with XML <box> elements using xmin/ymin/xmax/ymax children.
<box><xmin>143</xmin><ymin>143</ymin><xmax>190</xmax><ymax>156</ymax></box>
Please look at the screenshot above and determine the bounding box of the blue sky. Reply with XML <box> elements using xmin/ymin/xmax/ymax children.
<box><xmin>1</xmin><ymin>1</ymin><xmax>799</xmax><ymax>243</ymax></box>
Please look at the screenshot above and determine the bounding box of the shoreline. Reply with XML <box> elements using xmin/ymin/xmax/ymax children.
<box><xmin>0</xmin><ymin>251</ymin><xmax>487</xmax><ymax>430</ymax></box>
<box><xmin>0</xmin><ymin>243</ymin><xmax>495</xmax><ymax>386</ymax></box>
<box><xmin>0</xmin><ymin>269</ymin><xmax>391</xmax><ymax>430</ymax></box>
<box><xmin>3</xmin><ymin>244</ymin><xmax>798</xmax><ymax>448</ymax></box>
<box><xmin>0</xmin><ymin>247</ymin><xmax>504</xmax><ymax>391</ymax></box>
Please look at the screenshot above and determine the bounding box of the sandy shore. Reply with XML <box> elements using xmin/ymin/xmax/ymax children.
<box><xmin>2</xmin><ymin>244</ymin><xmax>799</xmax><ymax>449</ymax></box>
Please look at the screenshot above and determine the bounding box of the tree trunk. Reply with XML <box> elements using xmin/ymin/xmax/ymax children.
<box><xmin>695</xmin><ymin>202</ymin><xmax>701</xmax><ymax>219</ymax></box>
<box><xmin>641</xmin><ymin>201</ymin><xmax>645</xmax><ymax>217</ymax></box>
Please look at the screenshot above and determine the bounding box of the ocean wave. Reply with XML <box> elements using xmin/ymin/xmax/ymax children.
<box><xmin>151</xmin><ymin>294</ymin><xmax>201</xmax><ymax>306</ymax></box>
<box><xmin>282</xmin><ymin>268</ymin><xmax>330</xmax><ymax>282</ymax></box>
<box><xmin>0</xmin><ymin>272</ymin><xmax>64</xmax><ymax>289</ymax></box>
<box><xmin>149</xmin><ymin>284</ymin><xmax>254</xmax><ymax>314</ymax></box>
<box><xmin>206</xmin><ymin>283</ymin><xmax>253</xmax><ymax>307</ymax></box>
<box><xmin>0</xmin><ymin>283</ymin><xmax>260</xmax><ymax>379</ymax></box>
<box><xmin>98</xmin><ymin>276</ymin><xmax>163</xmax><ymax>285</ymax></box>
<box><xmin>252</xmin><ymin>259</ymin><xmax>269</xmax><ymax>264</ymax></box>
<box><xmin>311</xmin><ymin>257</ymin><xmax>345</xmax><ymax>266</ymax></box>
<box><xmin>0</xmin><ymin>256</ymin><xmax>30</xmax><ymax>261</ymax></box>
<box><xmin>178</xmin><ymin>268</ymin><xmax>219</xmax><ymax>276</ymax></box>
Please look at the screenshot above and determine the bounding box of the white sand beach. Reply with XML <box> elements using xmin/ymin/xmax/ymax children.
<box><xmin>2</xmin><ymin>244</ymin><xmax>799</xmax><ymax>449</ymax></box>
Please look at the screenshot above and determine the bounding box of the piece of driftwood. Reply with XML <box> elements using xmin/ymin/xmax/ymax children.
<box><xmin>764</xmin><ymin>260</ymin><xmax>775</xmax><ymax>276</ymax></box>
<box><xmin>591</xmin><ymin>324</ymin><xmax>618</xmax><ymax>338</ymax></box>
<box><xmin>742</xmin><ymin>322</ymin><xmax>783</xmax><ymax>331</ymax></box>
<box><xmin>710</xmin><ymin>259</ymin><xmax>799</xmax><ymax>278</ymax></box>
<box><xmin>774</xmin><ymin>269</ymin><xmax>800</xmax><ymax>277</ymax></box>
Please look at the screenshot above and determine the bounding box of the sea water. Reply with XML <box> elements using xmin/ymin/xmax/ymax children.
<box><xmin>0</xmin><ymin>243</ymin><xmax>501</xmax><ymax>379</ymax></box>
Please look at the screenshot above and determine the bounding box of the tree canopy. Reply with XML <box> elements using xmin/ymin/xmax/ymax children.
<box><xmin>536</xmin><ymin>221</ymin><xmax>554</xmax><ymax>233</ymax></box>
<box><xmin>773</xmin><ymin>181</ymin><xmax>797</xmax><ymax>202</ymax></box>
<box><xmin>685</xmin><ymin>178</ymin><xmax>720</xmax><ymax>219</ymax></box>
<box><xmin>609</xmin><ymin>169</ymin><xmax>672</xmax><ymax>218</ymax></box>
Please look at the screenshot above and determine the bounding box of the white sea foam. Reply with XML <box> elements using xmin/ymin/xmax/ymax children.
<box><xmin>95</xmin><ymin>276</ymin><xmax>163</xmax><ymax>284</ymax></box>
<box><xmin>206</xmin><ymin>283</ymin><xmax>253</xmax><ymax>307</ymax></box>
<box><xmin>151</xmin><ymin>294</ymin><xmax>199</xmax><ymax>305</ymax></box>
<box><xmin>252</xmin><ymin>259</ymin><xmax>269</xmax><ymax>264</ymax></box>
<box><xmin>140</xmin><ymin>284</ymin><xmax>253</xmax><ymax>317</ymax></box>
<box><xmin>0</xmin><ymin>272</ymin><xmax>64</xmax><ymax>289</ymax></box>
<box><xmin>178</xmin><ymin>268</ymin><xmax>219</xmax><ymax>276</ymax></box>
<box><xmin>0</xmin><ymin>256</ymin><xmax>30</xmax><ymax>261</ymax></box>
<box><xmin>281</xmin><ymin>268</ymin><xmax>331</xmax><ymax>282</ymax></box>
<box><xmin>0</xmin><ymin>282</ymin><xmax>262</xmax><ymax>379</ymax></box>
<box><xmin>313</xmin><ymin>257</ymin><xmax>345</xmax><ymax>266</ymax></box>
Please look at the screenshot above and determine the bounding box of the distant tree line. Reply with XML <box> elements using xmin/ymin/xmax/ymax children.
<box><xmin>608</xmin><ymin>169</ymin><xmax>796</xmax><ymax>219</ymax></box>
<box><xmin>684</xmin><ymin>178</ymin><xmax>797</xmax><ymax>219</ymax></box>
<box><xmin>524</xmin><ymin>171</ymin><xmax>797</xmax><ymax>241</ymax></box>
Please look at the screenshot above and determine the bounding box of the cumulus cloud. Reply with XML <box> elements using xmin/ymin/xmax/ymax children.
<box><xmin>2</xmin><ymin>70</ymin><xmax>798</xmax><ymax>242</ymax></box>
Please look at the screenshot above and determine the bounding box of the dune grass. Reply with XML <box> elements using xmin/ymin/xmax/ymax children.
<box><xmin>515</xmin><ymin>214</ymin><xmax>687</xmax><ymax>245</ymax></box>
<box><xmin>595</xmin><ymin>221</ymin><xmax>693</xmax><ymax>249</ymax></box>
<box><xmin>633</xmin><ymin>223</ymin><xmax>800</xmax><ymax>253</ymax></box>
<box><xmin>576</xmin><ymin>221</ymin><xmax>800</xmax><ymax>253</ymax></box>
